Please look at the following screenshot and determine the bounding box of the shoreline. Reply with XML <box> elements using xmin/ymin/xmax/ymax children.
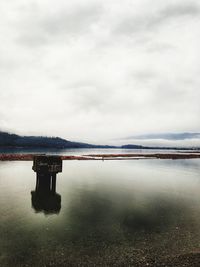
<box><xmin>0</xmin><ymin>153</ymin><xmax>200</xmax><ymax>161</ymax></box>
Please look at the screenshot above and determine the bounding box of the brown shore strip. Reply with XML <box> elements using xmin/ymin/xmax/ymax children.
<box><xmin>0</xmin><ymin>154</ymin><xmax>89</xmax><ymax>161</ymax></box>
<box><xmin>84</xmin><ymin>153</ymin><xmax>200</xmax><ymax>159</ymax></box>
<box><xmin>0</xmin><ymin>153</ymin><xmax>200</xmax><ymax>161</ymax></box>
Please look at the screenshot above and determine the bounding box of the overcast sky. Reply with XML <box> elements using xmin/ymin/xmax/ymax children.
<box><xmin>0</xmin><ymin>0</ymin><xmax>199</xmax><ymax>144</ymax></box>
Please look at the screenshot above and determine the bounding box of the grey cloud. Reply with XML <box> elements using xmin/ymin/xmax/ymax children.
<box><xmin>18</xmin><ymin>3</ymin><xmax>103</xmax><ymax>46</ymax></box>
<box><xmin>68</xmin><ymin>84</ymin><xmax>112</xmax><ymax>113</ymax></box>
<box><xmin>146</xmin><ymin>43</ymin><xmax>176</xmax><ymax>53</ymax></box>
<box><xmin>114</xmin><ymin>2</ymin><xmax>200</xmax><ymax>36</ymax></box>
<box><xmin>42</xmin><ymin>5</ymin><xmax>103</xmax><ymax>35</ymax></box>
<box><xmin>125</xmin><ymin>132</ymin><xmax>200</xmax><ymax>141</ymax></box>
<box><xmin>162</xmin><ymin>3</ymin><xmax>200</xmax><ymax>18</ymax></box>
<box><xmin>132</xmin><ymin>70</ymin><xmax>156</xmax><ymax>82</ymax></box>
<box><xmin>150</xmin><ymin>82</ymin><xmax>192</xmax><ymax>110</ymax></box>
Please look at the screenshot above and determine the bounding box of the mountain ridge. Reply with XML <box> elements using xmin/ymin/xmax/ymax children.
<box><xmin>0</xmin><ymin>131</ymin><xmax>199</xmax><ymax>150</ymax></box>
<box><xmin>0</xmin><ymin>131</ymin><xmax>115</xmax><ymax>149</ymax></box>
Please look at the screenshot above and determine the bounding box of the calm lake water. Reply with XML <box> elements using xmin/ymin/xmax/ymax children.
<box><xmin>1</xmin><ymin>154</ymin><xmax>200</xmax><ymax>266</ymax></box>
<box><xmin>0</xmin><ymin>147</ymin><xmax>195</xmax><ymax>155</ymax></box>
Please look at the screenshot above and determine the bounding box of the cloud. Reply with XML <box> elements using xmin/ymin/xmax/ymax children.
<box><xmin>114</xmin><ymin>1</ymin><xmax>200</xmax><ymax>37</ymax></box>
<box><xmin>42</xmin><ymin>4</ymin><xmax>102</xmax><ymax>35</ymax></box>
<box><xmin>162</xmin><ymin>3</ymin><xmax>200</xmax><ymax>18</ymax></box>
<box><xmin>0</xmin><ymin>0</ymin><xmax>199</xmax><ymax>144</ymax></box>
<box><xmin>126</xmin><ymin>133</ymin><xmax>200</xmax><ymax>141</ymax></box>
<box><xmin>17</xmin><ymin>2</ymin><xmax>103</xmax><ymax>46</ymax></box>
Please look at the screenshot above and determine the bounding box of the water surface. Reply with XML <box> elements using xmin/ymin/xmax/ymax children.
<box><xmin>1</xmin><ymin>158</ymin><xmax>200</xmax><ymax>266</ymax></box>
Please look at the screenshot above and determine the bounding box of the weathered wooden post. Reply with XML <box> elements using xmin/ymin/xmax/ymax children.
<box><xmin>31</xmin><ymin>155</ymin><xmax>63</xmax><ymax>214</ymax></box>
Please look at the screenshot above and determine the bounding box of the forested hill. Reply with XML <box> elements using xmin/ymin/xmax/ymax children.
<box><xmin>0</xmin><ymin>131</ymin><xmax>114</xmax><ymax>149</ymax></box>
<box><xmin>1</xmin><ymin>131</ymin><xmax>198</xmax><ymax>150</ymax></box>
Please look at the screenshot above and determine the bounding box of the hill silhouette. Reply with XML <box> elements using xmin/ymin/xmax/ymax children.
<box><xmin>0</xmin><ymin>131</ymin><xmax>114</xmax><ymax>149</ymax></box>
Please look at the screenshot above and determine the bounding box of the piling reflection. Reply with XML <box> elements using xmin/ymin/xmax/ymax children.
<box><xmin>31</xmin><ymin>155</ymin><xmax>62</xmax><ymax>214</ymax></box>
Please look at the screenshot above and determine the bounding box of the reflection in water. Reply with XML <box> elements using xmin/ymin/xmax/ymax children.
<box><xmin>62</xmin><ymin>188</ymin><xmax>190</xmax><ymax>243</ymax></box>
<box><xmin>31</xmin><ymin>155</ymin><xmax>62</xmax><ymax>214</ymax></box>
<box><xmin>1</xmin><ymin>159</ymin><xmax>200</xmax><ymax>266</ymax></box>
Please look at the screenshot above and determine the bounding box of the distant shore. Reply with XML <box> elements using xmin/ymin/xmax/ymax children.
<box><xmin>0</xmin><ymin>153</ymin><xmax>200</xmax><ymax>161</ymax></box>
